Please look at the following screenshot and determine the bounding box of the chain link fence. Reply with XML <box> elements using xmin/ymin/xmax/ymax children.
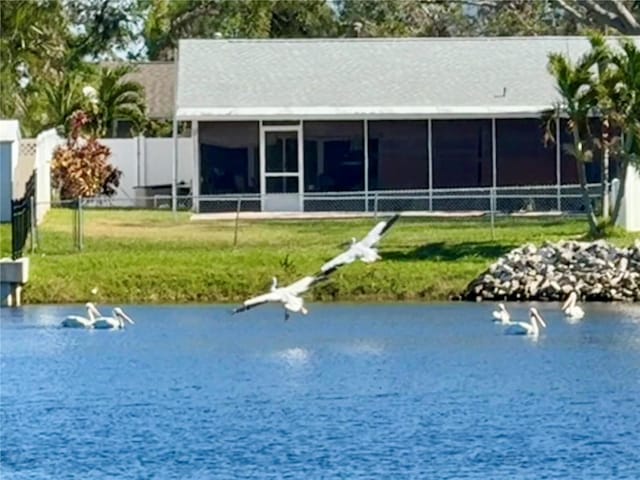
<box><xmin>25</xmin><ymin>184</ymin><xmax>601</xmax><ymax>253</ymax></box>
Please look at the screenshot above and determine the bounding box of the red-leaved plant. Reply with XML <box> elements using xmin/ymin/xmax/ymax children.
<box><xmin>51</xmin><ymin>111</ymin><xmax>122</xmax><ymax>200</ymax></box>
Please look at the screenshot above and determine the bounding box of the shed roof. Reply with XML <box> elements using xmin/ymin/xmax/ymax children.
<box><xmin>175</xmin><ymin>36</ymin><xmax>640</xmax><ymax>120</ymax></box>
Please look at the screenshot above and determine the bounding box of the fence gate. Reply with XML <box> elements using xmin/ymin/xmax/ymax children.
<box><xmin>11</xmin><ymin>171</ymin><xmax>36</xmax><ymax>259</ymax></box>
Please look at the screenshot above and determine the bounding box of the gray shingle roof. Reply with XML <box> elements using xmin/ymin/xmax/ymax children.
<box><xmin>175</xmin><ymin>36</ymin><xmax>640</xmax><ymax>120</ymax></box>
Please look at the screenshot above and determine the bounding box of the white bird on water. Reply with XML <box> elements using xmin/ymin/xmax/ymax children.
<box><xmin>504</xmin><ymin>307</ymin><xmax>547</xmax><ymax>338</ymax></box>
<box><xmin>93</xmin><ymin>307</ymin><xmax>135</xmax><ymax>329</ymax></box>
<box><xmin>562</xmin><ymin>291</ymin><xmax>584</xmax><ymax>321</ymax></box>
<box><xmin>61</xmin><ymin>302</ymin><xmax>102</xmax><ymax>328</ymax></box>
<box><xmin>321</xmin><ymin>214</ymin><xmax>400</xmax><ymax>273</ymax></box>
<box><xmin>232</xmin><ymin>269</ymin><xmax>337</xmax><ymax>321</ymax></box>
<box><xmin>492</xmin><ymin>303</ymin><xmax>511</xmax><ymax>324</ymax></box>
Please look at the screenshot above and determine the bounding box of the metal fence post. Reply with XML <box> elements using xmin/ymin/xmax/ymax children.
<box><xmin>29</xmin><ymin>196</ymin><xmax>36</xmax><ymax>253</ymax></box>
<box><xmin>233</xmin><ymin>198</ymin><xmax>241</xmax><ymax>247</ymax></box>
<box><xmin>490</xmin><ymin>187</ymin><xmax>496</xmax><ymax>241</ymax></box>
<box><xmin>374</xmin><ymin>192</ymin><xmax>379</xmax><ymax>219</ymax></box>
<box><xmin>71</xmin><ymin>199</ymin><xmax>77</xmax><ymax>251</ymax></box>
<box><xmin>78</xmin><ymin>198</ymin><xmax>83</xmax><ymax>251</ymax></box>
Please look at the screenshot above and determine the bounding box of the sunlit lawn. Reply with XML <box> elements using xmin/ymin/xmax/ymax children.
<box><xmin>0</xmin><ymin>223</ymin><xmax>11</xmax><ymax>258</ymax></box>
<box><xmin>23</xmin><ymin>208</ymin><xmax>639</xmax><ymax>304</ymax></box>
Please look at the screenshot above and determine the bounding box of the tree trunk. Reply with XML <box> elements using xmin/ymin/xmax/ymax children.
<box><xmin>575</xmin><ymin>156</ymin><xmax>600</xmax><ymax>235</ymax></box>
<box><xmin>572</xmin><ymin>131</ymin><xmax>599</xmax><ymax>235</ymax></box>
<box><xmin>611</xmin><ymin>158</ymin><xmax>629</xmax><ymax>225</ymax></box>
<box><xmin>601</xmin><ymin>118</ymin><xmax>610</xmax><ymax>220</ymax></box>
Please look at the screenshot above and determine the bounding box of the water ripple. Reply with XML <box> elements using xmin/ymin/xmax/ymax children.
<box><xmin>1</xmin><ymin>303</ymin><xmax>640</xmax><ymax>479</ymax></box>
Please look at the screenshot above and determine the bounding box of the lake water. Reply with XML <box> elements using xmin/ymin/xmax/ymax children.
<box><xmin>2</xmin><ymin>303</ymin><xmax>640</xmax><ymax>479</ymax></box>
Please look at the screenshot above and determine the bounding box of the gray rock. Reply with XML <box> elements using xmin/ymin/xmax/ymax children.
<box><xmin>462</xmin><ymin>239</ymin><xmax>640</xmax><ymax>302</ymax></box>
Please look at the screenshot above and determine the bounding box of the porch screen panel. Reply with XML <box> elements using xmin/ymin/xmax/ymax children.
<box><xmin>368</xmin><ymin>120</ymin><xmax>428</xmax><ymax>190</ymax></box>
<box><xmin>496</xmin><ymin>119</ymin><xmax>555</xmax><ymax>186</ymax></box>
<box><xmin>560</xmin><ymin>118</ymin><xmax>603</xmax><ymax>185</ymax></box>
<box><xmin>199</xmin><ymin>121</ymin><xmax>259</xmax><ymax>194</ymax></box>
<box><xmin>303</xmin><ymin>121</ymin><xmax>364</xmax><ymax>192</ymax></box>
<box><xmin>432</xmin><ymin>119</ymin><xmax>492</xmax><ymax>188</ymax></box>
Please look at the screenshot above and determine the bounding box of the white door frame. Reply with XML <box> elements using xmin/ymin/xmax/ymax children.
<box><xmin>259</xmin><ymin>123</ymin><xmax>304</xmax><ymax>212</ymax></box>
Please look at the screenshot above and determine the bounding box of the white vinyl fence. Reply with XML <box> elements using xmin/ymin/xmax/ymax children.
<box><xmin>101</xmin><ymin>137</ymin><xmax>194</xmax><ymax>206</ymax></box>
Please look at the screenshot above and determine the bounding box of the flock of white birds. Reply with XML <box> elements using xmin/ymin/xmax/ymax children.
<box><xmin>232</xmin><ymin>214</ymin><xmax>401</xmax><ymax>321</ymax></box>
<box><xmin>60</xmin><ymin>213</ymin><xmax>586</xmax><ymax>332</ymax></box>
<box><xmin>492</xmin><ymin>291</ymin><xmax>585</xmax><ymax>339</ymax></box>
<box><xmin>61</xmin><ymin>303</ymin><xmax>134</xmax><ymax>330</ymax></box>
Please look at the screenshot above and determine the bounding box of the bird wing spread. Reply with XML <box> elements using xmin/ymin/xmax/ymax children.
<box><xmin>321</xmin><ymin>249</ymin><xmax>357</xmax><ymax>272</ymax></box>
<box><xmin>286</xmin><ymin>276</ymin><xmax>318</xmax><ymax>296</ymax></box>
<box><xmin>232</xmin><ymin>292</ymin><xmax>279</xmax><ymax>314</ymax></box>
<box><xmin>361</xmin><ymin>214</ymin><xmax>400</xmax><ymax>247</ymax></box>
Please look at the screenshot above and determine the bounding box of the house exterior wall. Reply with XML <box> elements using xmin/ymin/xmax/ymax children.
<box><xmin>0</xmin><ymin>120</ymin><xmax>20</xmax><ymax>223</ymax></box>
<box><xmin>616</xmin><ymin>165</ymin><xmax>640</xmax><ymax>232</ymax></box>
<box><xmin>0</xmin><ymin>142</ymin><xmax>12</xmax><ymax>222</ymax></box>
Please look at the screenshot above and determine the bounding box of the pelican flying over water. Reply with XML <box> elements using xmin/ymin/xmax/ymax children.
<box><xmin>492</xmin><ymin>303</ymin><xmax>511</xmax><ymax>324</ymax></box>
<box><xmin>232</xmin><ymin>269</ymin><xmax>337</xmax><ymax>321</ymax></box>
<box><xmin>321</xmin><ymin>214</ymin><xmax>400</xmax><ymax>272</ymax></box>
<box><xmin>504</xmin><ymin>307</ymin><xmax>547</xmax><ymax>338</ymax></box>
<box><xmin>93</xmin><ymin>307</ymin><xmax>135</xmax><ymax>329</ymax></box>
<box><xmin>61</xmin><ymin>302</ymin><xmax>102</xmax><ymax>328</ymax></box>
<box><xmin>562</xmin><ymin>291</ymin><xmax>584</xmax><ymax>321</ymax></box>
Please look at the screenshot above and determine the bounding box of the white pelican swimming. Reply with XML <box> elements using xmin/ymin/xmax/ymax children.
<box><xmin>504</xmin><ymin>307</ymin><xmax>547</xmax><ymax>338</ymax></box>
<box><xmin>61</xmin><ymin>302</ymin><xmax>102</xmax><ymax>328</ymax></box>
<box><xmin>93</xmin><ymin>307</ymin><xmax>135</xmax><ymax>329</ymax></box>
<box><xmin>232</xmin><ymin>269</ymin><xmax>336</xmax><ymax>321</ymax></box>
<box><xmin>562</xmin><ymin>291</ymin><xmax>584</xmax><ymax>321</ymax></box>
<box><xmin>321</xmin><ymin>214</ymin><xmax>400</xmax><ymax>272</ymax></box>
<box><xmin>492</xmin><ymin>303</ymin><xmax>511</xmax><ymax>324</ymax></box>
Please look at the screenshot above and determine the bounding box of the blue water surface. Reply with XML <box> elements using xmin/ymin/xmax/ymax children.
<box><xmin>1</xmin><ymin>302</ymin><xmax>640</xmax><ymax>479</ymax></box>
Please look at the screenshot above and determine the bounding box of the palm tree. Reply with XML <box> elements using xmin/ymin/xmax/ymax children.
<box><xmin>37</xmin><ymin>72</ymin><xmax>86</xmax><ymax>136</ymax></box>
<box><xmin>0</xmin><ymin>0</ymin><xmax>70</xmax><ymax>135</ymax></box>
<box><xmin>601</xmin><ymin>39</ymin><xmax>640</xmax><ymax>223</ymax></box>
<box><xmin>547</xmin><ymin>48</ymin><xmax>600</xmax><ymax>235</ymax></box>
<box><xmin>549</xmin><ymin>35</ymin><xmax>640</xmax><ymax>235</ymax></box>
<box><xmin>89</xmin><ymin>65</ymin><xmax>147</xmax><ymax>137</ymax></box>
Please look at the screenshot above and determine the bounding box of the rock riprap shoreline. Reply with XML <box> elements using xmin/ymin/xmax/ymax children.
<box><xmin>463</xmin><ymin>240</ymin><xmax>640</xmax><ymax>302</ymax></box>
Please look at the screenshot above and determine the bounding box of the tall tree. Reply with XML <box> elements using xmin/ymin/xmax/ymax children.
<box><xmin>89</xmin><ymin>65</ymin><xmax>147</xmax><ymax>137</ymax></box>
<box><xmin>552</xmin><ymin>0</ymin><xmax>640</xmax><ymax>34</ymax></box>
<box><xmin>65</xmin><ymin>0</ymin><xmax>147</xmax><ymax>62</ymax></box>
<box><xmin>547</xmin><ymin>46</ymin><xmax>600</xmax><ymax>235</ymax></box>
<box><xmin>141</xmin><ymin>0</ymin><xmax>339</xmax><ymax>61</ymax></box>
<box><xmin>474</xmin><ymin>0</ymin><xmax>580</xmax><ymax>36</ymax></box>
<box><xmin>337</xmin><ymin>0</ymin><xmax>474</xmax><ymax>37</ymax></box>
<box><xmin>0</xmin><ymin>0</ymin><xmax>70</xmax><ymax>135</ymax></box>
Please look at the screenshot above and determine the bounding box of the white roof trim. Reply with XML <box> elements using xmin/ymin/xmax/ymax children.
<box><xmin>176</xmin><ymin>105</ymin><xmax>554</xmax><ymax>121</ymax></box>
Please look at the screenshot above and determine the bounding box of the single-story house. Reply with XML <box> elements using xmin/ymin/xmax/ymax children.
<box><xmin>174</xmin><ymin>36</ymin><xmax>639</xmax><ymax>213</ymax></box>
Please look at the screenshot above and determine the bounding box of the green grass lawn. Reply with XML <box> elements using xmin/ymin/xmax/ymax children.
<box><xmin>21</xmin><ymin>208</ymin><xmax>640</xmax><ymax>304</ymax></box>
<box><xmin>0</xmin><ymin>223</ymin><xmax>11</xmax><ymax>258</ymax></box>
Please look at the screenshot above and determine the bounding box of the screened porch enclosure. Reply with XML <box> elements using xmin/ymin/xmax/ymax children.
<box><xmin>198</xmin><ymin>121</ymin><xmax>260</xmax><ymax>212</ymax></box>
<box><xmin>196</xmin><ymin>118</ymin><xmax>607</xmax><ymax>213</ymax></box>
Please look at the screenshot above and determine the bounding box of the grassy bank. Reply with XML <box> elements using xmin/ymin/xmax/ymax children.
<box><xmin>17</xmin><ymin>209</ymin><xmax>639</xmax><ymax>304</ymax></box>
<box><xmin>0</xmin><ymin>224</ymin><xmax>11</xmax><ymax>258</ymax></box>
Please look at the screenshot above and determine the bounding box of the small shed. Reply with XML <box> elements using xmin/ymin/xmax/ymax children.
<box><xmin>0</xmin><ymin>120</ymin><xmax>21</xmax><ymax>223</ymax></box>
